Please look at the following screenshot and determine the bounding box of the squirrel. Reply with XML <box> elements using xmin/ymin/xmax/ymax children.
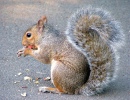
<box><xmin>17</xmin><ymin>7</ymin><xmax>124</xmax><ymax>96</ymax></box>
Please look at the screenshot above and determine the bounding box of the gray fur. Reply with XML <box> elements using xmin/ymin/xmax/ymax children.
<box><xmin>65</xmin><ymin>7</ymin><xmax>124</xmax><ymax>96</ymax></box>
<box><xmin>66</xmin><ymin>7</ymin><xmax>125</xmax><ymax>48</ymax></box>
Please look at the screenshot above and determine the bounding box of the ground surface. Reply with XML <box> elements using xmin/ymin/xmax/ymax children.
<box><xmin>0</xmin><ymin>0</ymin><xmax>130</xmax><ymax>100</ymax></box>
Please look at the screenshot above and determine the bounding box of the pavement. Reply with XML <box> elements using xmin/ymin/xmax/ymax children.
<box><xmin>0</xmin><ymin>0</ymin><xmax>130</xmax><ymax>100</ymax></box>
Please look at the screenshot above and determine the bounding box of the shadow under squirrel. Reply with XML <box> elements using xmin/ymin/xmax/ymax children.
<box><xmin>17</xmin><ymin>7</ymin><xmax>124</xmax><ymax>96</ymax></box>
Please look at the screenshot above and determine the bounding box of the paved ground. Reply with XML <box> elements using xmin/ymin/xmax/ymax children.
<box><xmin>0</xmin><ymin>0</ymin><xmax>130</xmax><ymax>100</ymax></box>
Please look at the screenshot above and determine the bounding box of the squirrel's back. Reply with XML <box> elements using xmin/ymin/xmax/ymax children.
<box><xmin>65</xmin><ymin>7</ymin><xmax>125</xmax><ymax>96</ymax></box>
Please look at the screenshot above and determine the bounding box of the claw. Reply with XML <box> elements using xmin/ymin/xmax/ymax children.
<box><xmin>17</xmin><ymin>47</ymin><xmax>25</xmax><ymax>57</ymax></box>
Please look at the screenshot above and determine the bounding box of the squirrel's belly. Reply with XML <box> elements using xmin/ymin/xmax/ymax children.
<box><xmin>51</xmin><ymin>59</ymin><xmax>57</xmax><ymax>85</ymax></box>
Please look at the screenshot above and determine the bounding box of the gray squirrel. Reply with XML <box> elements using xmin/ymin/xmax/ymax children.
<box><xmin>17</xmin><ymin>7</ymin><xmax>124</xmax><ymax>96</ymax></box>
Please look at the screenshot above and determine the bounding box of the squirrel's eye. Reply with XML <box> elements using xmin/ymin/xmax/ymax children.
<box><xmin>26</xmin><ymin>33</ymin><xmax>31</xmax><ymax>38</ymax></box>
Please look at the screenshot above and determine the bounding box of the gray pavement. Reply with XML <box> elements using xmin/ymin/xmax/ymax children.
<box><xmin>0</xmin><ymin>0</ymin><xmax>130</xmax><ymax>100</ymax></box>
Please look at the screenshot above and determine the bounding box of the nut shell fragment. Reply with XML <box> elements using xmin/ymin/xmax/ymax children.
<box><xmin>18</xmin><ymin>72</ymin><xmax>22</xmax><ymax>76</ymax></box>
<box><xmin>14</xmin><ymin>81</ymin><xmax>20</xmax><ymax>84</ymax></box>
<box><xmin>44</xmin><ymin>77</ymin><xmax>51</xmax><ymax>81</ymax></box>
<box><xmin>34</xmin><ymin>80</ymin><xmax>39</xmax><ymax>84</ymax></box>
<box><xmin>21</xmin><ymin>92</ymin><xmax>27</xmax><ymax>97</ymax></box>
<box><xmin>24</xmin><ymin>76</ymin><xmax>32</xmax><ymax>82</ymax></box>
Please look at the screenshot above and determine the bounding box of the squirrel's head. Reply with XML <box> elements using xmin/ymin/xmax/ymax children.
<box><xmin>22</xmin><ymin>16</ymin><xmax>47</xmax><ymax>50</ymax></box>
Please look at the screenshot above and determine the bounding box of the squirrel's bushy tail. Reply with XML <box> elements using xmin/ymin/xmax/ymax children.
<box><xmin>66</xmin><ymin>7</ymin><xmax>124</xmax><ymax>96</ymax></box>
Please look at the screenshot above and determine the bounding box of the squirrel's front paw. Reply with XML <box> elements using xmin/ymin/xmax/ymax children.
<box><xmin>17</xmin><ymin>47</ymin><xmax>29</xmax><ymax>57</ymax></box>
<box><xmin>17</xmin><ymin>47</ymin><xmax>33</xmax><ymax>57</ymax></box>
<box><xmin>17</xmin><ymin>48</ymin><xmax>25</xmax><ymax>57</ymax></box>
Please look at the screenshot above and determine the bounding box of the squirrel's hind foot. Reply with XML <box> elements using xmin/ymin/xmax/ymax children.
<box><xmin>39</xmin><ymin>86</ymin><xmax>62</xmax><ymax>94</ymax></box>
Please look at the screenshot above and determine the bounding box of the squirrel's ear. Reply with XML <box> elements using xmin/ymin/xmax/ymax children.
<box><xmin>37</xmin><ymin>16</ymin><xmax>47</xmax><ymax>33</ymax></box>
